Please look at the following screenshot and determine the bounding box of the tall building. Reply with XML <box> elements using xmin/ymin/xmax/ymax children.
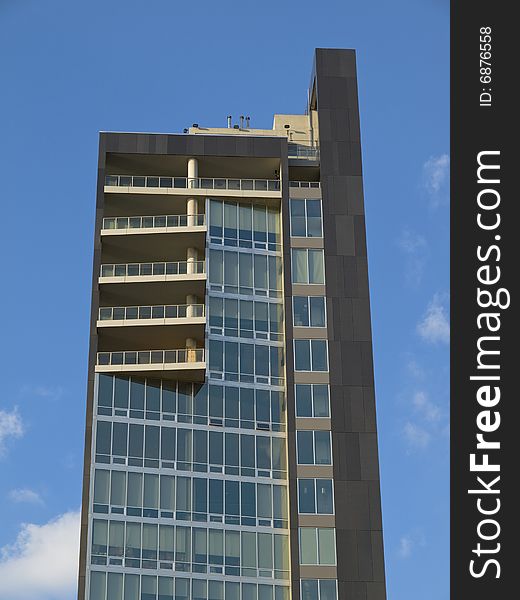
<box><xmin>79</xmin><ymin>48</ymin><xmax>386</xmax><ymax>600</ymax></box>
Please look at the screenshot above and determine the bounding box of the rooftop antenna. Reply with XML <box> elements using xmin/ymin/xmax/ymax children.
<box><xmin>227</xmin><ymin>115</ymin><xmax>232</xmax><ymax>128</ymax></box>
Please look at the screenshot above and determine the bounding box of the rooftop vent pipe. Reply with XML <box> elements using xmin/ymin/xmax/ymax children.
<box><xmin>245</xmin><ymin>116</ymin><xmax>250</xmax><ymax>128</ymax></box>
<box><xmin>239</xmin><ymin>115</ymin><xmax>244</xmax><ymax>129</ymax></box>
<box><xmin>227</xmin><ymin>115</ymin><xmax>232</xmax><ymax>128</ymax></box>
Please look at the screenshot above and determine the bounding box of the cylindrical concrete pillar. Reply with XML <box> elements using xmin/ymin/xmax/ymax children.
<box><xmin>187</xmin><ymin>196</ymin><xmax>197</xmax><ymax>226</ymax></box>
<box><xmin>187</xmin><ymin>247</ymin><xmax>197</xmax><ymax>274</ymax></box>
<box><xmin>187</xmin><ymin>157</ymin><xmax>198</xmax><ymax>225</ymax></box>
<box><xmin>186</xmin><ymin>337</ymin><xmax>197</xmax><ymax>363</ymax></box>
<box><xmin>187</xmin><ymin>157</ymin><xmax>198</xmax><ymax>186</ymax></box>
<box><xmin>186</xmin><ymin>294</ymin><xmax>197</xmax><ymax>318</ymax></box>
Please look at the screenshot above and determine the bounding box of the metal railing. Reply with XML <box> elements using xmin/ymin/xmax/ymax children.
<box><xmin>99</xmin><ymin>304</ymin><xmax>205</xmax><ymax>321</ymax></box>
<box><xmin>102</xmin><ymin>214</ymin><xmax>205</xmax><ymax>230</ymax></box>
<box><xmin>97</xmin><ymin>348</ymin><xmax>205</xmax><ymax>366</ymax></box>
<box><xmin>288</xmin><ymin>144</ymin><xmax>320</xmax><ymax>159</ymax></box>
<box><xmin>100</xmin><ymin>261</ymin><xmax>205</xmax><ymax>278</ymax></box>
<box><xmin>289</xmin><ymin>180</ymin><xmax>321</xmax><ymax>189</ymax></box>
<box><xmin>105</xmin><ymin>175</ymin><xmax>280</xmax><ymax>192</ymax></box>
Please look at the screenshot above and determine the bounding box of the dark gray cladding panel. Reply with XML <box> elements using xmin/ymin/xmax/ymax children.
<box><xmin>315</xmin><ymin>48</ymin><xmax>387</xmax><ymax>598</ymax></box>
<box><xmin>100</xmin><ymin>132</ymin><xmax>286</xmax><ymax>158</ymax></box>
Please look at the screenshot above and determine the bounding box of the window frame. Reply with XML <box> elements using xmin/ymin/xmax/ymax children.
<box><xmin>292</xmin><ymin>296</ymin><xmax>327</xmax><ymax>328</ymax></box>
<box><xmin>293</xmin><ymin>340</ymin><xmax>329</xmax><ymax>372</ymax></box>
<box><xmin>290</xmin><ymin>198</ymin><xmax>323</xmax><ymax>238</ymax></box>
<box><xmin>296</xmin><ymin>431</ymin><xmax>332</xmax><ymax>466</ymax></box>
<box><xmin>290</xmin><ymin>249</ymin><xmax>325</xmax><ymax>285</ymax></box>
<box><xmin>297</xmin><ymin>478</ymin><xmax>335</xmax><ymax>515</ymax></box>
<box><xmin>294</xmin><ymin>384</ymin><xmax>330</xmax><ymax>418</ymax></box>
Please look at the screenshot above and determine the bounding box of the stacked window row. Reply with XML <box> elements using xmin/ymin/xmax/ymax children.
<box><xmin>300</xmin><ymin>580</ymin><xmax>337</xmax><ymax>600</ymax></box>
<box><xmin>95</xmin><ymin>421</ymin><xmax>288</xmax><ymax>478</ymax></box>
<box><xmin>296</xmin><ymin>431</ymin><xmax>332</xmax><ymax>465</ymax></box>
<box><xmin>93</xmin><ymin>469</ymin><xmax>289</xmax><ymax>528</ymax></box>
<box><xmin>297</xmin><ymin>479</ymin><xmax>334</xmax><ymax>514</ymax></box>
<box><xmin>91</xmin><ymin>520</ymin><xmax>289</xmax><ymax>579</ymax></box>
<box><xmin>208</xmin><ymin>339</ymin><xmax>284</xmax><ymax>386</ymax></box>
<box><xmin>208</xmin><ymin>249</ymin><xmax>282</xmax><ymax>298</ymax></box>
<box><xmin>208</xmin><ymin>200</ymin><xmax>281</xmax><ymax>252</ymax></box>
<box><xmin>208</xmin><ymin>297</ymin><xmax>283</xmax><ymax>342</ymax></box>
<box><xmin>96</xmin><ymin>376</ymin><xmax>286</xmax><ymax>432</ymax></box>
<box><xmin>291</xmin><ymin>249</ymin><xmax>325</xmax><ymax>285</ymax></box>
<box><xmin>293</xmin><ymin>296</ymin><xmax>326</xmax><ymax>328</ymax></box>
<box><xmin>89</xmin><ymin>571</ymin><xmax>290</xmax><ymax>600</ymax></box>
<box><xmin>290</xmin><ymin>199</ymin><xmax>323</xmax><ymax>238</ymax></box>
<box><xmin>295</xmin><ymin>384</ymin><xmax>330</xmax><ymax>418</ymax></box>
<box><xmin>298</xmin><ymin>528</ymin><xmax>336</xmax><ymax>566</ymax></box>
<box><xmin>293</xmin><ymin>340</ymin><xmax>329</xmax><ymax>372</ymax></box>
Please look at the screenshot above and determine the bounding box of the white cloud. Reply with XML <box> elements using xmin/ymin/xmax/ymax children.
<box><xmin>397</xmin><ymin>531</ymin><xmax>426</xmax><ymax>559</ymax></box>
<box><xmin>417</xmin><ymin>294</ymin><xmax>450</xmax><ymax>344</ymax></box>
<box><xmin>20</xmin><ymin>385</ymin><xmax>64</xmax><ymax>401</ymax></box>
<box><xmin>0</xmin><ymin>408</ymin><xmax>24</xmax><ymax>457</ymax></box>
<box><xmin>398</xmin><ymin>230</ymin><xmax>429</xmax><ymax>286</ymax></box>
<box><xmin>406</xmin><ymin>358</ymin><xmax>426</xmax><ymax>380</ymax></box>
<box><xmin>8</xmin><ymin>489</ymin><xmax>43</xmax><ymax>505</ymax></box>
<box><xmin>403</xmin><ymin>421</ymin><xmax>431</xmax><ymax>449</ymax></box>
<box><xmin>398</xmin><ymin>535</ymin><xmax>413</xmax><ymax>558</ymax></box>
<box><xmin>423</xmin><ymin>153</ymin><xmax>450</xmax><ymax>207</ymax></box>
<box><xmin>412</xmin><ymin>391</ymin><xmax>441</xmax><ymax>423</ymax></box>
<box><xmin>0</xmin><ymin>511</ymin><xmax>80</xmax><ymax>600</ymax></box>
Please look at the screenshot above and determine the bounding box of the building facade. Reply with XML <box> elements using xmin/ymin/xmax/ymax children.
<box><xmin>79</xmin><ymin>48</ymin><xmax>386</xmax><ymax>600</ymax></box>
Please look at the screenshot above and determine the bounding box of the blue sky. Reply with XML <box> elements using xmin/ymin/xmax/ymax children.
<box><xmin>0</xmin><ymin>1</ymin><xmax>449</xmax><ymax>598</ymax></box>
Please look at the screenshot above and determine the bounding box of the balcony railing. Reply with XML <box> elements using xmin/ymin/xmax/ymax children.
<box><xmin>105</xmin><ymin>175</ymin><xmax>280</xmax><ymax>192</ymax></box>
<box><xmin>102</xmin><ymin>214</ymin><xmax>205</xmax><ymax>230</ymax></box>
<box><xmin>97</xmin><ymin>348</ymin><xmax>205</xmax><ymax>367</ymax></box>
<box><xmin>99</xmin><ymin>304</ymin><xmax>205</xmax><ymax>321</ymax></box>
<box><xmin>100</xmin><ymin>261</ymin><xmax>205</xmax><ymax>278</ymax></box>
<box><xmin>288</xmin><ymin>144</ymin><xmax>320</xmax><ymax>159</ymax></box>
<box><xmin>289</xmin><ymin>181</ymin><xmax>321</xmax><ymax>189</ymax></box>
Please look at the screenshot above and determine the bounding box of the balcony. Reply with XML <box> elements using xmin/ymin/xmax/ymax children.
<box><xmin>96</xmin><ymin>348</ymin><xmax>205</xmax><ymax>379</ymax></box>
<box><xmin>97</xmin><ymin>305</ymin><xmax>205</xmax><ymax>343</ymax></box>
<box><xmin>289</xmin><ymin>181</ymin><xmax>321</xmax><ymax>189</ymax></box>
<box><xmin>102</xmin><ymin>214</ymin><xmax>205</xmax><ymax>235</ymax></box>
<box><xmin>288</xmin><ymin>144</ymin><xmax>320</xmax><ymax>160</ymax></box>
<box><xmin>100</xmin><ymin>261</ymin><xmax>205</xmax><ymax>280</ymax></box>
<box><xmin>104</xmin><ymin>175</ymin><xmax>281</xmax><ymax>198</ymax></box>
<box><xmin>99</xmin><ymin>303</ymin><xmax>204</xmax><ymax>323</ymax></box>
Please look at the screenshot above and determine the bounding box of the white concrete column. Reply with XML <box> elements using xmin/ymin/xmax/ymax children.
<box><xmin>188</xmin><ymin>157</ymin><xmax>198</xmax><ymax>183</ymax></box>
<box><xmin>187</xmin><ymin>157</ymin><xmax>198</xmax><ymax>225</ymax></box>
<box><xmin>186</xmin><ymin>294</ymin><xmax>197</xmax><ymax>318</ymax></box>
<box><xmin>187</xmin><ymin>247</ymin><xmax>197</xmax><ymax>274</ymax></box>
<box><xmin>186</xmin><ymin>337</ymin><xmax>197</xmax><ymax>362</ymax></box>
<box><xmin>187</xmin><ymin>197</ymin><xmax>197</xmax><ymax>227</ymax></box>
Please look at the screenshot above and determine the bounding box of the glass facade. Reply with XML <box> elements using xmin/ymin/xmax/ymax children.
<box><xmin>87</xmin><ymin>195</ymin><xmax>299</xmax><ymax>600</ymax></box>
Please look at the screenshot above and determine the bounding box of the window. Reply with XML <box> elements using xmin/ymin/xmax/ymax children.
<box><xmin>209</xmin><ymin>297</ymin><xmax>283</xmax><ymax>341</ymax></box>
<box><xmin>210</xmin><ymin>200</ymin><xmax>281</xmax><ymax>252</ymax></box>
<box><xmin>209</xmin><ymin>249</ymin><xmax>282</xmax><ymax>296</ymax></box>
<box><xmin>294</xmin><ymin>340</ymin><xmax>328</xmax><ymax>372</ymax></box>
<box><xmin>290</xmin><ymin>199</ymin><xmax>323</xmax><ymax>237</ymax></box>
<box><xmin>291</xmin><ymin>249</ymin><xmax>324</xmax><ymax>284</ymax></box>
<box><xmin>90</xmin><ymin>573</ymin><xmax>290</xmax><ymax>600</ymax></box>
<box><xmin>295</xmin><ymin>384</ymin><xmax>330</xmax><ymax>418</ymax></box>
<box><xmin>299</xmin><ymin>528</ymin><xmax>336</xmax><ymax>565</ymax></box>
<box><xmin>209</xmin><ymin>339</ymin><xmax>284</xmax><ymax>385</ymax></box>
<box><xmin>90</xmin><ymin>520</ymin><xmax>290</xmax><ymax>579</ymax></box>
<box><xmin>95</xmin><ymin>426</ymin><xmax>288</xmax><ymax>479</ymax></box>
<box><xmin>298</xmin><ymin>479</ymin><xmax>334</xmax><ymax>514</ymax></box>
<box><xmin>296</xmin><ymin>431</ymin><xmax>332</xmax><ymax>465</ymax></box>
<box><xmin>301</xmin><ymin>580</ymin><xmax>337</xmax><ymax>600</ymax></box>
<box><xmin>293</xmin><ymin>297</ymin><xmax>326</xmax><ymax>328</ymax></box>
